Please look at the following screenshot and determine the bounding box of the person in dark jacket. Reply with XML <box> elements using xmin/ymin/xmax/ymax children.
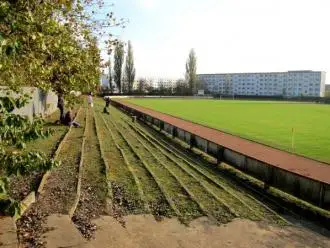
<box><xmin>57</xmin><ymin>94</ymin><xmax>65</xmax><ymax>123</ymax></box>
<box><xmin>63</xmin><ymin>109</ymin><xmax>80</xmax><ymax>127</ymax></box>
<box><xmin>103</xmin><ymin>96</ymin><xmax>111</xmax><ymax>114</ymax></box>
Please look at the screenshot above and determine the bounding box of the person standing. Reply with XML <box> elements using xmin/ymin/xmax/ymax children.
<box><xmin>57</xmin><ymin>93</ymin><xmax>65</xmax><ymax>123</ymax></box>
<box><xmin>103</xmin><ymin>96</ymin><xmax>111</xmax><ymax>114</ymax></box>
<box><xmin>88</xmin><ymin>92</ymin><xmax>93</xmax><ymax>108</ymax></box>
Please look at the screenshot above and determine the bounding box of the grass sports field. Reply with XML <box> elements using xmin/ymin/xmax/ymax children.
<box><xmin>123</xmin><ymin>98</ymin><xmax>330</xmax><ymax>163</ymax></box>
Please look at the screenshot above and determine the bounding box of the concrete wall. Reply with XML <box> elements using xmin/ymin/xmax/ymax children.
<box><xmin>0</xmin><ymin>87</ymin><xmax>58</xmax><ymax>118</ymax></box>
<box><xmin>223</xmin><ymin>147</ymin><xmax>326</xmax><ymax>206</ymax></box>
<box><xmin>195</xmin><ymin>136</ymin><xmax>207</xmax><ymax>152</ymax></box>
<box><xmin>184</xmin><ymin>132</ymin><xmax>191</xmax><ymax>144</ymax></box>
<box><xmin>272</xmin><ymin>169</ymin><xmax>300</xmax><ymax>194</ymax></box>
<box><xmin>224</xmin><ymin>149</ymin><xmax>246</xmax><ymax>169</ymax></box>
<box><xmin>153</xmin><ymin>118</ymin><xmax>160</xmax><ymax>127</ymax></box>
<box><xmin>222</xmin><ymin>147</ymin><xmax>327</xmax><ymax>206</ymax></box>
<box><xmin>298</xmin><ymin>177</ymin><xmax>322</xmax><ymax>203</ymax></box>
<box><xmin>177</xmin><ymin>128</ymin><xmax>185</xmax><ymax>141</ymax></box>
<box><xmin>207</xmin><ymin>142</ymin><xmax>218</xmax><ymax>157</ymax></box>
<box><xmin>246</xmin><ymin>158</ymin><xmax>269</xmax><ymax>179</ymax></box>
<box><xmin>164</xmin><ymin>123</ymin><xmax>173</xmax><ymax>134</ymax></box>
<box><xmin>325</xmin><ymin>185</ymin><xmax>330</xmax><ymax>207</ymax></box>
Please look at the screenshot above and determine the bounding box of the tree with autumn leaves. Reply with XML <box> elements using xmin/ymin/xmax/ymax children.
<box><xmin>0</xmin><ymin>0</ymin><xmax>122</xmax><ymax>95</ymax></box>
<box><xmin>0</xmin><ymin>0</ymin><xmax>123</xmax><ymax>216</ymax></box>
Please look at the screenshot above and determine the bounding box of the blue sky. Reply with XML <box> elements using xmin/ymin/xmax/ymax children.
<box><xmin>99</xmin><ymin>0</ymin><xmax>330</xmax><ymax>81</ymax></box>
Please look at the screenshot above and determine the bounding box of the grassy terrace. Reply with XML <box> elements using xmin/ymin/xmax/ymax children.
<box><xmin>18</xmin><ymin>98</ymin><xmax>295</xmax><ymax>246</ymax></box>
<box><xmin>37</xmin><ymin>107</ymin><xmax>86</xmax><ymax>214</ymax></box>
<box><xmin>123</xmin><ymin>98</ymin><xmax>330</xmax><ymax>163</ymax></box>
<box><xmin>93</xmin><ymin>98</ymin><xmax>285</xmax><ymax>225</ymax></box>
<box><xmin>7</xmin><ymin>110</ymin><xmax>69</xmax><ymax>201</ymax></box>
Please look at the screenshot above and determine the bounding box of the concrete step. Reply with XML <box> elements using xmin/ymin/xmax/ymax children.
<box><xmin>41</xmin><ymin>214</ymin><xmax>330</xmax><ymax>248</ymax></box>
<box><xmin>43</xmin><ymin>214</ymin><xmax>88</xmax><ymax>248</ymax></box>
<box><xmin>0</xmin><ymin>217</ymin><xmax>18</xmax><ymax>248</ymax></box>
<box><xmin>88</xmin><ymin>216</ymin><xmax>135</xmax><ymax>248</ymax></box>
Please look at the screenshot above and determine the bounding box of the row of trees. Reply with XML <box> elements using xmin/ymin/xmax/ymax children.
<box><xmin>111</xmin><ymin>77</ymin><xmax>205</xmax><ymax>96</ymax></box>
<box><xmin>105</xmin><ymin>47</ymin><xmax>200</xmax><ymax>95</ymax></box>
<box><xmin>107</xmin><ymin>41</ymin><xmax>136</xmax><ymax>94</ymax></box>
<box><xmin>134</xmin><ymin>48</ymin><xmax>202</xmax><ymax>95</ymax></box>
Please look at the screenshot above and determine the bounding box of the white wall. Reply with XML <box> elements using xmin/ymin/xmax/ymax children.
<box><xmin>0</xmin><ymin>87</ymin><xmax>58</xmax><ymax>118</ymax></box>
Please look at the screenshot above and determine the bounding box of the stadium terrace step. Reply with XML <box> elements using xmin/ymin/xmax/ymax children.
<box><xmin>42</xmin><ymin>215</ymin><xmax>88</xmax><ymax>248</ymax></box>
<box><xmin>0</xmin><ymin>217</ymin><xmax>18</xmax><ymax>248</ymax></box>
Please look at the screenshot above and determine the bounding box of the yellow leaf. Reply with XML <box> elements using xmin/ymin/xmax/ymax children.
<box><xmin>41</xmin><ymin>42</ymin><xmax>46</xmax><ymax>51</ymax></box>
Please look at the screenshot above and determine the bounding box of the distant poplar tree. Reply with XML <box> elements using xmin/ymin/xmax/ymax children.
<box><xmin>114</xmin><ymin>42</ymin><xmax>124</xmax><ymax>93</ymax></box>
<box><xmin>124</xmin><ymin>41</ymin><xmax>136</xmax><ymax>94</ymax></box>
<box><xmin>137</xmin><ymin>78</ymin><xmax>147</xmax><ymax>94</ymax></box>
<box><xmin>108</xmin><ymin>59</ymin><xmax>113</xmax><ymax>93</ymax></box>
<box><xmin>185</xmin><ymin>49</ymin><xmax>197</xmax><ymax>95</ymax></box>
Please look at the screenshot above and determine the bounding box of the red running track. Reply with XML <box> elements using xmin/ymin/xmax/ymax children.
<box><xmin>115</xmin><ymin>100</ymin><xmax>330</xmax><ymax>185</ymax></box>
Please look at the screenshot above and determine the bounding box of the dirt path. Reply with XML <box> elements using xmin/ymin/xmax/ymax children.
<box><xmin>115</xmin><ymin>100</ymin><xmax>330</xmax><ymax>185</ymax></box>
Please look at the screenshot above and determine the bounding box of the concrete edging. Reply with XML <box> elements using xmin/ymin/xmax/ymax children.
<box><xmin>69</xmin><ymin>107</ymin><xmax>88</xmax><ymax>218</ymax></box>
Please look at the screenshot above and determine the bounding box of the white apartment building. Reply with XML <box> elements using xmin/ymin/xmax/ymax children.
<box><xmin>156</xmin><ymin>78</ymin><xmax>177</xmax><ymax>89</ymax></box>
<box><xmin>197</xmin><ymin>71</ymin><xmax>326</xmax><ymax>97</ymax></box>
<box><xmin>141</xmin><ymin>77</ymin><xmax>177</xmax><ymax>89</ymax></box>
